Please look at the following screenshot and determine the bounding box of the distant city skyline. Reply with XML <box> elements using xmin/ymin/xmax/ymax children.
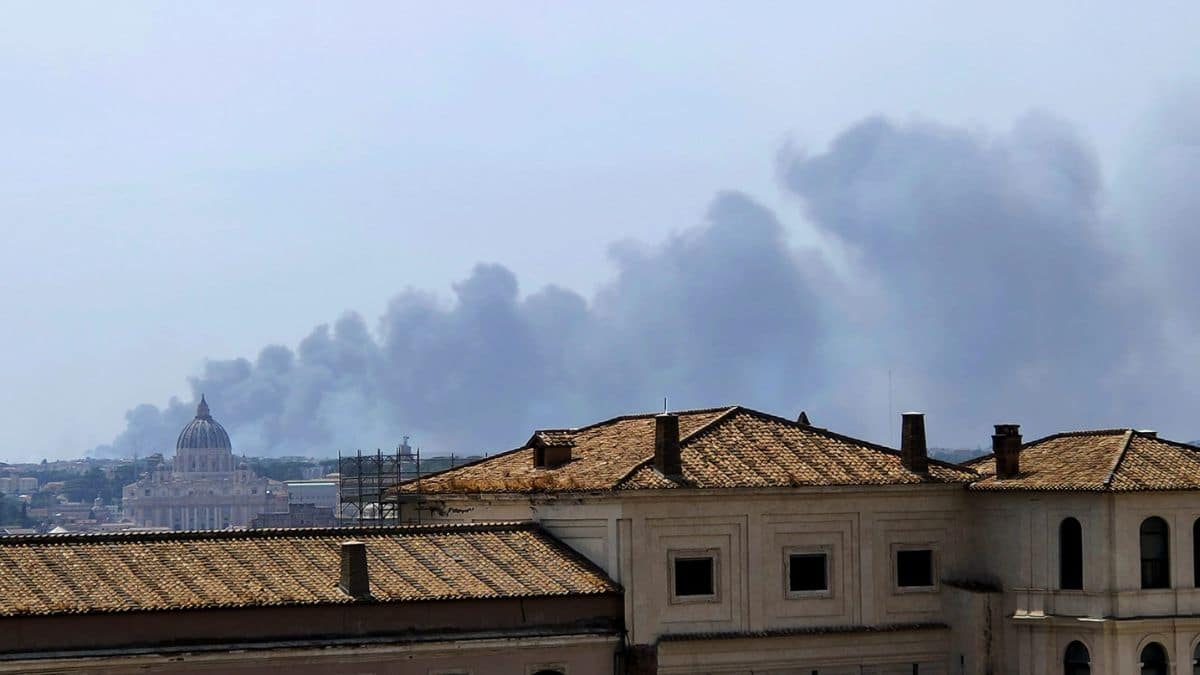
<box><xmin>4</xmin><ymin>3</ymin><xmax>1200</xmax><ymax>461</ymax></box>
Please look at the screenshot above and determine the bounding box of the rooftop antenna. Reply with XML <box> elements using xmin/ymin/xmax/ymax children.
<box><xmin>663</xmin><ymin>396</ymin><xmax>668</xmax><ymax>413</ymax></box>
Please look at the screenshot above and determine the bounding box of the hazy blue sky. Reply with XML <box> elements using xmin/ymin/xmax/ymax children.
<box><xmin>3</xmin><ymin>3</ymin><xmax>1200</xmax><ymax>461</ymax></box>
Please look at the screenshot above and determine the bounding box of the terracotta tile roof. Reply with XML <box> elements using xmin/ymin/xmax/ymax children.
<box><xmin>398</xmin><ymin>407</ymin><xmax>734</xmax><ymax>494</ymax></box>
<box><xmin>967</xmin><ymin>429</ymin><xmax>1200</xmax><ymax>491</ymax></box>
<box><xmin>0</xmin><ymin>522</ymin><xmax>618</xmax><ymax>617</ymax></box>
<box><xmin>399</xmin><ymin>406</ymin><xmax>976</xmax><ymax>495</ymax></box>
<box><xmin>616</xmin><ymin>408</ymin><xmax>976</xmax><ymax>489</ymax></box>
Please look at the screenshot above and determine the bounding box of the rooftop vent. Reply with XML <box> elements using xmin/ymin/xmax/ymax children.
<box><xmin>654</xmin><ymin>412</ymin><xmax>682</xmax><ymax>476</ymax></box>
<box><xmin>900</xmin><ymin>412</ymin><xmax>928</xmax><ymax>474</ymax></box>
<box><xmin>796</xmin><ymin>411</ymin><xmax>811</xmax><ymax>426</ymax></box>
<box><xmin>1138</xmin><ymin>429</ymin><xmax>1158</xmax><ymax>438</ymax></box>
<box><xmin>339</xmin><ymin>540</ymin><xmax>371</xmax><ymax>599</ymax></box>
<box><xmin>993</xmin><ymin>424</ymin><xmax>1022</xmax><ymax>479</ymax></box>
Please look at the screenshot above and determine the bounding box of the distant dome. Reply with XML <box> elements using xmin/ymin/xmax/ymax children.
<box><xmin>176</xmin><ymin>395</ymin><xmax>232</xmax><ymax>450</ymax></box>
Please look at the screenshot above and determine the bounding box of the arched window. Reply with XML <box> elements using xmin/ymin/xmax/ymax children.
<box><xmin>1193</xmin><ymin>519</ymin><xmax>1200</xmax><ymax>587</ymax></box>
<box><xmin>1141</xmin><ymin>517</ymin><xmax>1170</xmax><ymax>589</ymax></box>
<box><xmin>1060</xmin><ymin>518</ymin><xmax>1083</xmax><ymax>590</ymax></box>
<box><xmin>1140</xmin><ymin>642</ymin><xmax>1168</xmax><ymax>675</ymax></box>
<box><xmin>1064</xmin><ymin>641</ymin><xmax>1090</xmax><ymax>675</ymax></box>
<box><xmin>1193</xmin><ymin>641</ymin><xmax>1200</xmax><ymax>675</ymax></box>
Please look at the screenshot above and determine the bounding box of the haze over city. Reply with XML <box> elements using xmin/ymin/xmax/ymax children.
<box><xmin>4</xmin><ymin>2</ymin><xmax>1200</xmax><ymax>462</ymax></box>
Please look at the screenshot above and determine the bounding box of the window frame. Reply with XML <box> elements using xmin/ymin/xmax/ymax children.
<box><xmin>1140</xmin><ymin>516</ymin><xmax>1171</xmax><ymax>590</ymax></box>
<box><xmin>892</xmin><ymin>544</ymin><xmax>938</xmax><ymax>593</ymax></box>
<box><xmin>1063</xmin><ymin>639</ymin><xmax>1091</xmax><ymax>675</ymax></box>
<box><xmin>783</xmin><ymin>546</ymin><xmax>833</xmax><ymax>599</ymax></box>
<box><xmin>1139</xmin><ymin>641</ymin><xmax>1168</xmax><ymax>675</ymax></box>
<box><xmin>668</xmin><ymin>548</ymin><xmax>720</xmax><ymax>604</ymax></box>
<box><xmin>1192</xmin><ymin>518</ymin><xmax>1200</xmax><ymax>589</ymax></box>
<box><xmin>1060</xmin><ymin>517</ymin><xmax>1084</xmax><ymax>591</ymax></box>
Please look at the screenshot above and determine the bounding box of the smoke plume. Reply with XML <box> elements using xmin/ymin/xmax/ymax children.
<box><xmin>94</xmin><ymin>108</ymin><xmax>1200</xmax><ymax>458</ymax></box>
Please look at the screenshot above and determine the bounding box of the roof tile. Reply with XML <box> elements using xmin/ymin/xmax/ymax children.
<box><xmin>401</xmin><ymin>406</ymin><xmax>976</xmax><ymax>495</ymax></box>
<box><xmin>967</xmin><ymin>430</ymin><xmax>1200</xmax><ymax>491</ymax></box>
<box><xmin>0</xmin><ymin>523</ymin><xmax>618</xmax><ymax>617</ymax></box>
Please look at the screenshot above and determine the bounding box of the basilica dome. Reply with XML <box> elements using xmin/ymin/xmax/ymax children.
<box><xmin>176</xmin><ymin>395</ymin><xmax>232</xmax><ymax>450</ymax></box>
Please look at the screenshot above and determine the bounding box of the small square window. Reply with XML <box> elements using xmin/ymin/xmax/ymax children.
<box><xmin>897</xmin><ymin>549</ymin><xmax>934</xmax><ymax>588</ymax></box>
<box><xmin>673</xmin><ymin>556</ymin><xmax>715</xmax><ymax>597</ymax></box>
<box><xmin>788</xmin><ymin>553</ymin><xmax>828</xmax><ymax>593</ymax></box>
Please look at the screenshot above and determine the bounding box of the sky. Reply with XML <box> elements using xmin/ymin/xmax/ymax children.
<box><xmin>2</xmin><ymin>2</ymin><xmax>1200</xmax><ymax>461</ymax></box>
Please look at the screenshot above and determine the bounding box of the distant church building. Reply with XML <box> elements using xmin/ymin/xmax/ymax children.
<box><xmin>122</xmin><ymin>396</ymin><xmax>286</xmax><ymax>529</ymax></box>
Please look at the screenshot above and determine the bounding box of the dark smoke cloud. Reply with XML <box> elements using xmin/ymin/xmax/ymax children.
<box><xmin>94</xmin><ymin>108</ymin><xmax>1200</xmax><ymax>458</ymax></box>
<box><xmin>93</xmin><ymin>191</ymin><xmax>829</xmax><ymax>457</ymax></box>
<box><xmin>782</xmin><ymin>112</ymin><xmax>1161</xmax><ymax>442</ymax></box>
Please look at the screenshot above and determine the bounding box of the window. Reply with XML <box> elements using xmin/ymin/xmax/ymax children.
<box><xmin>1140</xmin><ymin>642</ymin><xmax>1168</xmax><ymax>675</ymax></box>
<box><xmin>1140</xmin><ymin>516</ymin><xmax>1170</xmax><ymax>589</ymax></box>
<box><xmin>672</xmin><ymin>554</ymin><xmax>715</xmax><ymax>599</ymax></box>
<box><xmin>1060</xmin><ymin>518</ymin><xmax>1083</xmax><ymax>590</ymax></box>
<box><xmin>1064</xmin><ymin>641</ymin><xmax>1090</xmax><ymax>675</ymax></box>
<box><xmin>897</xmin><ymin>549</ymin><xmax>934</xmax><ymax>588</ymax></box>
<box><xmin>787</xmin><ymin>552</ymin><xmax>829</xmax><ymax>593</ymax></box>
<box><xmin>1193</xmin><ymin>519</ymin><xmax>1200</xmax><ymax>588</ymax></box>
<box><xmin>1193</xmin><ymin>642</ymin><xmax>1200</xmax><ymax>675</ymax></box>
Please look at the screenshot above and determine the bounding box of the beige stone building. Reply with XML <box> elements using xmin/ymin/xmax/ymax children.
<box><xmin>121</xmin><ymin>397</ymin><xmax>286</xmax><ymax>529</ymax></box>
<box><xmin>8</xmin><ymin>403</ymin><xmax>1200</xmax><ymax>674</ymax></box>
<box><xmin>396</xmin><ymin>405</ymin><xmax>1200</xmax><ymax>674</ymax></box>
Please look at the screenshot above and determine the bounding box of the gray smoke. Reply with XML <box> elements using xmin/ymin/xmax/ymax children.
<box><xmin>94</xmin><ymin>108</ymin><xmax>1200</xmax><ymax>458</ymax></box>
<box><xmin>782</xmin><ymin>112</ymin><xmax>1160</xmax><ymax>442</ymax></box>
<box><xmin>94</xmin><ymin>191</ymin><xmax>828</xmax><ymax>457</ymax></box>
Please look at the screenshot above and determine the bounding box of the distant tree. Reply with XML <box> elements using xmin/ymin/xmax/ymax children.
<box><xmin>0</xmin><ymin>495</ymin><xmax>30</xmax><ymax>527</ymax></box>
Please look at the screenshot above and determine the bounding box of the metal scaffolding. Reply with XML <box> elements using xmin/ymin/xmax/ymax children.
<box><xmin>337</xmin><ymin>438</ymin><xmax>418</xmax><ymax>524</ymax></box>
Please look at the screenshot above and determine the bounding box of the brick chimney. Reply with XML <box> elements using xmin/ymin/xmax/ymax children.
<box><xmin>900</xmin><ymin>412</ymin><xmax>928</xmax><ymax>474</ymax></box>
<box><xmin>339</xmin><ymin>540</ymin><xmax>371</xmax><ymax>599</ymax></box>
<box><xmin>654</xmin><ymin>413</ymin><xmax>682</xmax><ymax>476</ymax></box>
<box><xmin>993</xmin><ymin>424</ymin><xmax>1022</xmax><ymax>479</ymax></box>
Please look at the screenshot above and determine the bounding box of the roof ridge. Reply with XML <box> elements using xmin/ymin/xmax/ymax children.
<box><xmin>610</xmin><ymin>406</ymin><xmax>742</xmax><ymax>488</ymax></box>
<box><xmin>1035</xmin><ymin>428</ymin><xmax>1133</xmax><ymax>440</ymax></box>
<box><xmin>0</xmin><ymin>521</ymin><xmax>537</xmax><ymax>545</ymax></box>
<box><xmin>730</xmin><ymin>407</ymin><xmax>977</xmax><ymax>477</ymax></box>
<box><xmin>395</xmin><ymin>444</ymin><xmax>529</xmax><ymax>489</ymax></box>
<box><xmin>1102</xmin><ymin>430</ymin><xmax>1136</xmax><ymax>488</ymax></box>
<box><xmin>1134</xmin><ymin>432</ymin><xmax>1200</xmax><ymax>453</ymax></box>
<box><xmin>679</xmin><ymin>406</ymin><xmax>742</xmax><ymax>444</ymax></box>
<box><xmin>572</xmin><ymin>405</ymin><xmax>740</xmax><ymax>433</ymax></box>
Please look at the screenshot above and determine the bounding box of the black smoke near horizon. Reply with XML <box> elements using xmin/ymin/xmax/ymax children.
<box><xmin>93</xmin><ymin>110</ymin><xmax>1198</xmax><ymax>458</ymax></box>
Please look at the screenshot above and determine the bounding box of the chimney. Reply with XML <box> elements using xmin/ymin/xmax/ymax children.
<box><xmin>900</xmin><ymin>412</ymin><xmax>928</xmax><ymax>474</ymax></box>
<box><xmin>339</xmin><ymin>540</ymin><xmax>371</xmax><ymax>599</ymax></box>
<box><xmin>993</xmin><ymin>424</ymin><xmax>1022</xmax><ymax>479</ymax></box>
<box><xmin>654</xmin><ymin>412</ymin><xmax>682</xmax><ymax>476</ymax></box>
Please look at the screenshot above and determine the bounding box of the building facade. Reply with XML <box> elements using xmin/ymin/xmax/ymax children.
<box><xmin>121</xmin><ymin>397</ymin><xmax>286</xmax><ymax>529</ymax></box>
<box><xmin>397</xmin><ymin>406</ymin><xmax>1200</xmax><ymax>674</ymax></box>
<box><xmin>9</xmin><ymin>403</ymin><xmax>1200</xmax><ymax>673</ymax></box>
